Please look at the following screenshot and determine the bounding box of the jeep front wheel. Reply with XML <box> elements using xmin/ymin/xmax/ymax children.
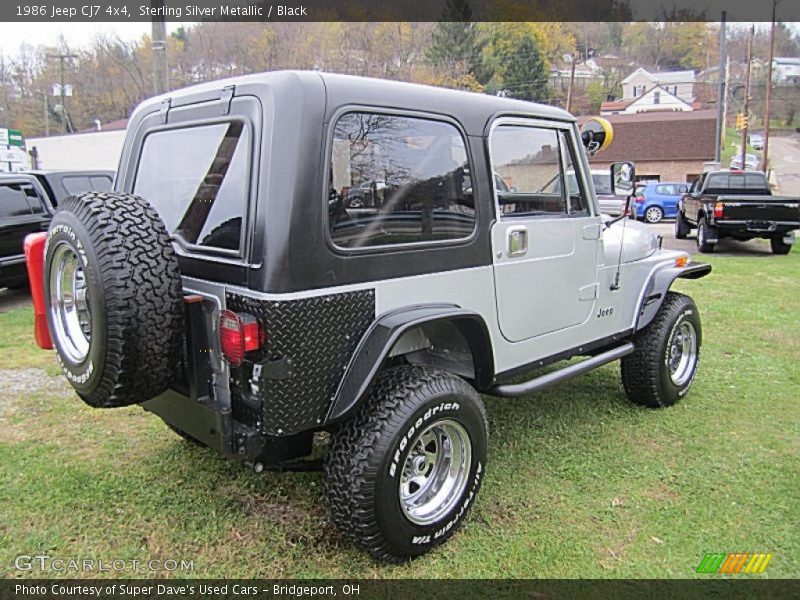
<box><xmin>323</xmin><ymin>366</ymin><xmax>488</xmax><ymax>562</ymax></box>
<box><xmin>621</xmin><ymin>292</ymin><xmax>701</xmax><ymax>408</ymax></box>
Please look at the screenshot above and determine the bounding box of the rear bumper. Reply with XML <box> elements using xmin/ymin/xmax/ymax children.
<box><xmin>713</xmin><ymin>220</ymin><xmax>799</xmax><ymax>236</ymax></box>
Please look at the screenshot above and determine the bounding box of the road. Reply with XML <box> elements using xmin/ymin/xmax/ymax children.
<box><xmin>770</xmin><ymin>133</ymin><xmax>800</xmax><ymax>197</ymax></box>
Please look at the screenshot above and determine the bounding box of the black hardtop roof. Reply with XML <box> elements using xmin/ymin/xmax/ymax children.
<box><xmin>135</xmin><ymin>70</ymin><xmax>574</xmax><ymax>135</ymax></box>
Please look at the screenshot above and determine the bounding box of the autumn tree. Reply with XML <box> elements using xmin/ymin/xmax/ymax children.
<box><xmin>426</xmin><ymin>0</ymin><xmax>490</xmax><ymax>88</ymax></box>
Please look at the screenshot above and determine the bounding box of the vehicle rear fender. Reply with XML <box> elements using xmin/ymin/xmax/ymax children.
<box><xmin>325</xmin><ymin>304</ymin><xmax>494</xmax><ymax>424</ymax></box>
<box><xmin>635</xmin><ymin>262</ymin><xmax>712</xmax><ymax>331</ymax></box>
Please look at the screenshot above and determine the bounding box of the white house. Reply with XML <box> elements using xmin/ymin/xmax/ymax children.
<box><xmin>601</xmin><ymin>85</ymin><xmax>695</xmax><ymax>116</ymax></box>
<box><xmin>773</xmin><ymin>58</ymin><xmax>800</xmax><ymax>84</ymax></box>
<box><xmin>621</xmin><ymin>68</ymin><xmax>695</xmax><ymax>103</ymax></box>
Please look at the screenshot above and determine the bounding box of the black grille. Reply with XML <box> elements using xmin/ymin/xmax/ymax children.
<box><xmin>226</xmin><ymin>289</ymin><xmax>375</xmax><ymax>435</ymax></box>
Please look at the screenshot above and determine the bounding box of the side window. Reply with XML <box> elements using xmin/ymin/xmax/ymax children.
<box><xmin>489</xmin><ymin>125</ymin><xmax>567</xmax><ymax>217</ymax></box>
<box><xmin>657</xmin><ymin>184</ymin><xmax>675</xmax><ymax>195</ymax></box>
<box><xmin>329</xmin><ymin>112</ymin><xmax>475</xmax><ymax>249</ymax></box>
<box><xmin>0</xmin><ymin>183</ymin><xmax>34</xmax><ymax>218</ymax></box>
<box><xmin>134</xmin><ymin>121</ymin><xmax>250</xmax><ymax>252</ymax></box>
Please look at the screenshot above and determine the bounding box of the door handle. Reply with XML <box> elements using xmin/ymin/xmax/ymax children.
<box><xmin>506</xmin><ymin>226</ymin><xmax>528</xmax><ymax>257</ymax></box>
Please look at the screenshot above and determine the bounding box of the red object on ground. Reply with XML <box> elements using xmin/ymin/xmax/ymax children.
<box><xmin>24</xmin><ymin>232</ymin><xmax>53</xmax><ymax>350</ymax></box>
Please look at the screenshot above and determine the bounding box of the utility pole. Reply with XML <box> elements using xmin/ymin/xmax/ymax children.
<box><xmin>740</xmin><ymin>25</ymin><xmax>754</xmax><ymax>171</ymax></box>
<box><xmin>42</xmin><ymin>93</ymin><xmax>49</xmax><ymax>137</ymax></box>
<box><xmin>46</xmin><ymin>52</ymin><xmax>77</xmax><ymax>133</ymax></box>
<box><xmin>566</xmin><ymin>54</ymin><xmax>577</xmax><ymax>113</ymax></box>
<box><xmin>151</xmin><ymin>0</ymin><xmax>169</xmax><ymax>95</ymax></box>
<box><xmin>714</xmin><ymin>12</ymin><xmax>727</xmax><ymax>163</ymax></box>
<box><xmin>763</xmin><ymin>0</ymin><xmax>778</xmax><ymax>173</ymax></box>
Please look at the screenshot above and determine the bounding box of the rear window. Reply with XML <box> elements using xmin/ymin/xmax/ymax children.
<box><xmin>706</xmin><ymin>173</ymin><xmax>768</xmax><ymax>193</ymax></box>
<box><xmin>134</xmin><ymin>121</ymin><xmax>249</xmax><ymax>253</ymax></box>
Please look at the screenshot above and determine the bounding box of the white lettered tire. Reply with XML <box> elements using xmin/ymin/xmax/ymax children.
<box><xmin>323</xmin><ymin>366</ymin><xmax>488</xmax><ymax>562</ymax></box>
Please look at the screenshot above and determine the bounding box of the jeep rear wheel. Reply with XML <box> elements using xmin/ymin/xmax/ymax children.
<box><xmin>44</xmin><ymin>192</ymin><xmax>183</xmax><ymax>408</ymax></box>
<box><xmin>621</xmin><ymin>292</ymin><xmax>701</xmax><ymax>408</ymax></box>
<box><xmin>323</xmin><ymin>366</ymin><xmax>488</xmax><ymax>562</ymax></box>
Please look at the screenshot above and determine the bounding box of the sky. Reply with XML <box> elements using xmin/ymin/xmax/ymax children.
<box><xmin>0</xmin><ymin>22</ymin><xmax>188</xmax><ymax>56</ymax></box>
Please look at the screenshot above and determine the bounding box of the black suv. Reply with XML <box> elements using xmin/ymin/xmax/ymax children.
<box><xmin>1</xmin><ymin>171</ymin><xmax>112</xmax><ymax>289</ymax></box>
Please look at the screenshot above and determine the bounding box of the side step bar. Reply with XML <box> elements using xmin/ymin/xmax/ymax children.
<box><xmin>488</xmin><ymin>342</ymin><xmax>635</xmax><ymax>398</ymax></box>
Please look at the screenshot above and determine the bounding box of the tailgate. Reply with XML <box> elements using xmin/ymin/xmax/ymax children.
<box><xmin>716</xmin><ymin>195</ymin><xmax>800</xmax><ymax>225</ymax></box>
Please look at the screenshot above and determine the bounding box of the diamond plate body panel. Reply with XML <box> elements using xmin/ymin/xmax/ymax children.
<box><xmin>226</xmin><ymin>289</ymin><xmax>375</xmax><ymax>435</ymax></box>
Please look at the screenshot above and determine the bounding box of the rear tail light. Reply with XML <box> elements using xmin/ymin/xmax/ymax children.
<box><xmin>218</xmin><ymin>310</ymin><xmax>263</xmax><ymax>367</ymax></box>
<box><xmin>634</xmin><ymin>195</ymin><xmax>644</xmax><ymax>204</ymax></box>
<box><xmin>714</xmin><ymin>202</ymin><xmax>725</xmax><ymax>219</ymax></box>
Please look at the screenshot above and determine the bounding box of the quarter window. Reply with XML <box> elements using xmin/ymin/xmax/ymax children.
<box><xmin>329</xmin><ymin>112</ymin><xmax>475</xmax><ymax>249</ymax></box>
<box><xmin>134</xmin><ymin>122</ymin><xmax>250</xmax><ymax>252</ymax></box>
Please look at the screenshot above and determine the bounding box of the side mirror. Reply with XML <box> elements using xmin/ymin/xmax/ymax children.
<box><xmin>510</xmin><ymin>186</ymin><xmax>518</xmax><ymax>193</ymax></box>
<box><xmin>610</xmin><ymin>161</ymin><xmax>636</xmax><ymax>197</ymax></box>
<box><xmin>580</xmin><ymin>117</ymin><xmax>614</xmax><ymax>155</ymax></box>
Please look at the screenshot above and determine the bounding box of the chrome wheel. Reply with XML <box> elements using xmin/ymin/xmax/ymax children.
<box><xmin>399</xmin><ymin>419</ymin><xmax>472</xmax><ymax>526</ymax></box>
<box><xmin>49</xmin><ymin>242</ymin><xmax>92</xmax><ymax>363</ymax></box>
<box><xmin>645</xmin><ymin>206</ymin><xmax>663</xmax><ymax>223</ymax></box>
<box><xmin>668</xmin><ymin>321</ymin><xmax>697</xmax><ymax>386</ymax></box>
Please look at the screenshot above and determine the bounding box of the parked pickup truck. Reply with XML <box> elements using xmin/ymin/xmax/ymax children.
<box><xmin>675</xmin><ymin>170</ymin><xmax>800</xmax><ymax>254</ymax></box>
<box><xmin>1</xmin><ymin>171</ymin><xmax>113</xmax><ymax>288</ymax></box>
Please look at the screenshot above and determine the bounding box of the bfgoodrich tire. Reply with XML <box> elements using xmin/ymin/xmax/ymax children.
<box><xmin>621</xmin><ymin>292</ymin><xmax>701</xmax><ymax>408</ymax></box>
<box><xmin>323</xmin><ymin>366</ymin><xmax>488</xmax><ymax>562</ymax></box>
<box><xmin>44</xmin><ymin>192</ymin><xmax>183</xmax><ymax>408</ymax></box>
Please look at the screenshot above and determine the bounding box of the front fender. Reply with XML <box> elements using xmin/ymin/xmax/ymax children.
<box><xmin>324</xmin><ymin>304</ymin><xmax>494</xmax><ymax>424</ymax></box>
<box><xmin>635</xmin><ymin>261</ymin><xmax>712</xmax><ymax>331</ymax></box>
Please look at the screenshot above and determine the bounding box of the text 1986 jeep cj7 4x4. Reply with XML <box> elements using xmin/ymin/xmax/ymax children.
<box><xmin>25</xmin><ymin>72</ymin><xmax>711</xmax><ymax>562</ymax></box>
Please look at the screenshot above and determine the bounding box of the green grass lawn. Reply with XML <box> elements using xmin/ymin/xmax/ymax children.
<box><xmin>0</xmin><ymin>250</ymin><xmax>798</xmax><ymax>579</ymax></box>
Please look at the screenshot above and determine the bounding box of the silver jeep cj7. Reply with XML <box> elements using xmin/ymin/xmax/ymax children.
<box><xmin>24</xmin><ymin>71</ymin><xmax>711</xmax><ymax>562</ymax></box>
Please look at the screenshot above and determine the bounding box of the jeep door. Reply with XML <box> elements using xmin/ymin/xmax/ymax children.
<box><xmin>489</xmin><ymin>119</ymin><xmax>600</xmax><ymax>343</ymax></box>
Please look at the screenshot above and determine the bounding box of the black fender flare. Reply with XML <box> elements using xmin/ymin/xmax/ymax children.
<box><xmin>635</xmin><ymin>261</ymin><xmax>712</xmax><ymax>331</ymax></box>
<box><xmin>324</xmin><ymin>304</ymin><xmax>494</xmax><ymax>424</ymax></box>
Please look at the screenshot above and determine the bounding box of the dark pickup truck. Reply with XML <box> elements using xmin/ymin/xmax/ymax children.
<box><xmin>1</xmin><ymin>171</ymin><xmax>113</xmax><ymax>289</ymax></box>
<box><xmin>676</xmin><ymin>170</ymin><xmax>800</xmax><ymax>254</ymax></box>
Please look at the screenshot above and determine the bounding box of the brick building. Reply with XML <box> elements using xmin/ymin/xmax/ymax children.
<box><xmin>580</xmin><ymin>110</ymin><xmax>717</xmax><ymax>183</ymax></box>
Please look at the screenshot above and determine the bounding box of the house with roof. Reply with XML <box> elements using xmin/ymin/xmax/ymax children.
<box><xmin>621</xmin><ymin>67</ymin><xmax>696</xmax><ymax>102</ymax></box>
<box><xmin>601</xmin><ymin>67</ymin><xmax>699</xmax><ymax>115</ymax></box>
<box><xmin>579</xmin><ymin>109</ymin><xmax>717</xmax><ymax>183</ymax></box>
<box><xmin>773</xmin><ymin>57</ymin><xmax>800</xmax><ymax>84</ymax></box>
<box><xmin>600</xmin><ymin>85</ymin><xmax>699</xmax><ymax>115</ymax></box>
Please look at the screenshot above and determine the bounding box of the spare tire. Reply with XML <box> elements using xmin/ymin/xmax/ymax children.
<box><xmin>44</xmin><ymin>192</ymin><xmax>183</xmax><ymax>408</ymax></box>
